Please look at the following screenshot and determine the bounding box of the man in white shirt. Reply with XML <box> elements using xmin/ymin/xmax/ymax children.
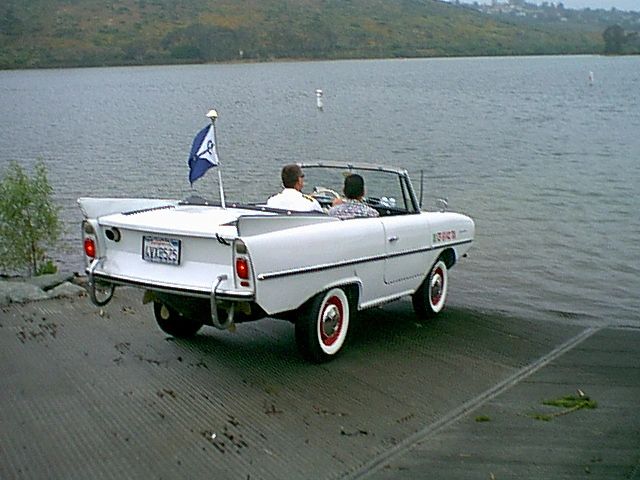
<box><xmin>266</xmin><ymin>164</ymin><xmax>322</xmax><ymax>212</ymax></box>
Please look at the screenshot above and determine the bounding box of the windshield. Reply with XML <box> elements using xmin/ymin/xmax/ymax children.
<box><xmin>301</xmin><ymin>165</ymin><xmax>418</xmax><ymax>214</ymax></box>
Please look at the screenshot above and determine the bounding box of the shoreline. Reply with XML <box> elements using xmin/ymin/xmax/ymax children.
<box><xmin>0</xmin><ymin>271</ymin><xmax>86</xmax><ymax>306</ymax></box>
<box><xmin>2</xmin><ymin>52</ymin><xmax>631</xmax><ymax>72</ymax></box>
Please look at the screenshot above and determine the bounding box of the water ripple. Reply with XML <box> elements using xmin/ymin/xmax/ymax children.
<box><xmin>1</xmin><ymin>56</ymin><xmax>639</xmax><ymax>326</ymax></box>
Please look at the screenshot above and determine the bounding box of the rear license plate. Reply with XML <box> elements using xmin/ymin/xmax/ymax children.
<box><xmin>142</xmin><ymin>236</ymin><xmax>181</xmax><ymax>265</ymax></box>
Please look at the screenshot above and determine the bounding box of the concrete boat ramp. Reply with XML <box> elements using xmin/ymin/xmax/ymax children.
<box><xmin>1</xmin><ymin>287</ymin><xmax>638</xmax><ymax>479</ymax></box>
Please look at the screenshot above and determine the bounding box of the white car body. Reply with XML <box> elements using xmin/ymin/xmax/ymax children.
<box><xmin>79</xmin><ymin>163</ymin><xmax>474</xmax><ymax>362</ymax></box>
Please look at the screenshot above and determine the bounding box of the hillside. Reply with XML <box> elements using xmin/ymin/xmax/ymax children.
<box><xmin>0</xmin><ymin>0</ymin><xmax>632</xmax><ymax>69</ymax></box>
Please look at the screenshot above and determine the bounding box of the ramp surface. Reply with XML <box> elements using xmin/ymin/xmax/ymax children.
<box><xmin>1</xmin><ymin>288</ymin><xmax>638</xmax><ymax>479</ymax></box>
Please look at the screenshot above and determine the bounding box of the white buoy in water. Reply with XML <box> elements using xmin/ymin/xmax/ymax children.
<box><xmin>315</xmin><ymin>89</ymin><xmax>323</xmax><ymax>110</ymax></box>
<box><xmin>588</xmin><ymin>71</ymin><xmax>594</xmax><ymax>85</ymax></box>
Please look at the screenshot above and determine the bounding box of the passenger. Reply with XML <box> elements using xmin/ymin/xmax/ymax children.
<box><xmin>328</xmin><ymin>174</ymin><xmax>380</xmax><ymax>220</ymax></box>
<box><xmin>266</xmin><ymin>164</ymin><xmax>322</xmax><ymax>212</ymax></box>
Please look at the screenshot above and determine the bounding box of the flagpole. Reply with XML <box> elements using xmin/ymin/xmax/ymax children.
<box><xmin>206</xmin><ymin>109</ymin><xmax>226</xmax><ymax>209</ymax></box>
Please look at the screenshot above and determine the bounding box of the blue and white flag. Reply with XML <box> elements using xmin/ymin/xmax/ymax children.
<box><xmin>188</xmin><ymin>125</ymin><xmax>219</xmax><ymax>185</ymax></box>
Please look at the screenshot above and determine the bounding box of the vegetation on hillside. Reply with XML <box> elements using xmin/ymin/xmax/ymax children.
<box><xmin>603</xmin><ymin>24</ymin><xmax>640</xmax><ymax>54</ymax></box>
<box><xmin>0</xmin><ymin>0</ymin><xmax>638</xmax><ymax>69</ymax></box>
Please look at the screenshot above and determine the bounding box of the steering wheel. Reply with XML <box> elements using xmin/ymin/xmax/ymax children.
<box><xmin>364</xmin><ymin>196</ymin><xmax>381</xmax><ymax>207</ymax></box>
<box><xmin>311</xmin><ymin>186</ymin><xmax>341</xmax><ymax>208</ymax></box>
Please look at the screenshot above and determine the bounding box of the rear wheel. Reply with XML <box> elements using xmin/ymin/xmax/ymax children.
<box><xmin>153</xmin><ymin>301</ymin><xmax>203</xmax><ymax>337</ymax></box>
<box><xmin>296</xmin><ymin>288</ymin><xmax>350</xmax><ymax>363</ymax></box>
<box><xmin>412</xmin><ymin>259</ymin><xmax>448</xmax><ymax>320</ymax></box>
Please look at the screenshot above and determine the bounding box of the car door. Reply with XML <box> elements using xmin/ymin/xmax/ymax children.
<box><xmin>382</xmin><ymin>214</ymin><xmax>433</xmax><ymax>284</ymax></box>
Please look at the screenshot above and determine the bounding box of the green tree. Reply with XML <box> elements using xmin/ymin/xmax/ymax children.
<box><xmin>0</xmin><ymin>160</ymin><xmax>61</xmax><ymax>276</ymax></box>
<box><xmin>603</xmin><ymin>24</ymin><xmax>626</xmax><ymax>54</ymax></box>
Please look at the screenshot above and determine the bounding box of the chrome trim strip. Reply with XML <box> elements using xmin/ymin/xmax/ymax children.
<box><xmin>257</xmin><ymin>239</ymin><xmax>472</xmax><ymax>281</ymax></box>
<box><xmin>257</xmin><ymin>253</ymin><xmax>387</xmax><ymax>281</ymax></box>
<box><xmin>299</xmin><ymin>162</ymin><xmax>407</xmax><ymax>175</ymax></box>
<box><xmin>359</xmin><ymin>289</ymin><xmax>415</xmax><ymax>310</ymax></box>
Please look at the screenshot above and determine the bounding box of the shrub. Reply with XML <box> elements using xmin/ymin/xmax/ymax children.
<box><xmin>0</xmin><ymin>160</ymin><xmax>61</xmax><ymax>276</ymax></box>
<box><xmin>36</xmin><ymin>258</ymin><xmax>58</xmax><ymax>276</ymax></box>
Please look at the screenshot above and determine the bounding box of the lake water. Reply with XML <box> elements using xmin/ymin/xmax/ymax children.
<box><xmin>1</xmin><ymin>56</ymin><xmax>639</xmax><ymax>327</ymax></box>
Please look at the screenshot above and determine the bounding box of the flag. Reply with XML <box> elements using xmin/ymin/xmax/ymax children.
<box><xmin>188</xmin><ymin>125</ymin><xmax>219</xmax><ymax>185</ymax></box>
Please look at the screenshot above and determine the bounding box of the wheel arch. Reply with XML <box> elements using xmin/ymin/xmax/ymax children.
<box><xmin>341</xmin><ymin>282</ymin><xmax>361</xmax><ymax>312</ymax></box>
<box><xmin>270</xmin><ymin>279</ymin><xmax>362</xmax><ymax>324</ymax></box>
<box><xmin>440</xmin><ymin>247</ymin><xmax>456</xmax><ymax>269</ymax></box>
<box><xmin>300</xmin><ymin>278</ymin><xmax>362</xmax><ymax>312</ymax></box>
<box><xmin>325</xmin><ymin>281</ymin><xmax>361</xmax><ymax>314</ymax></box>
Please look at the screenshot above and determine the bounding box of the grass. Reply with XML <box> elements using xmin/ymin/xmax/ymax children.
<box><xmin>543</xmin><ymin>395</ymin><xmax>598</xmax><ymax>410</ymax></box>
<box><xmin>531</xmin><ymin>393</ymin><xmax>597</xmax><ymax>421</ymax></box>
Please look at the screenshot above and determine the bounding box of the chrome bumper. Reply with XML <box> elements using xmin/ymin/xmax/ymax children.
<box><xmin>85</xmin><ymin>269</ymin><xmax>254</xmax><ymax>328</ymax></box>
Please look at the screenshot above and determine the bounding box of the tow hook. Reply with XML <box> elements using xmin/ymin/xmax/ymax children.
<box><xmin>87</xmin><ymin>258</ymin><xmax>115</xmax><ymax>307</ymax></box>
<box><xmin>211</xmin><ymin>275</ymin><xmax>234</xmax><ymax>329</ymax></box>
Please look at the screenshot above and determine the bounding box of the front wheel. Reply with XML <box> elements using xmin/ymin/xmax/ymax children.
<box><xmin>296</xmin><ymin>288</ymin><xmax>350</xmax><ymax>363</ymax></box>
<box><xmin>412</xmin><ymin>259</ymin><xmax>448</xmax><ymax>320</ymax></box>
<box><xmin>153</xmin><ymin>301</ymin><xmax>203</xmax><ymax>337</ymax></box>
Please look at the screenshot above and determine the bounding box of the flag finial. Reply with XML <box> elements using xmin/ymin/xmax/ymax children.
<box><xmin>206</xmin><ymin>109</ymin><xmax>218</xmax><ymax>122</ymax></box>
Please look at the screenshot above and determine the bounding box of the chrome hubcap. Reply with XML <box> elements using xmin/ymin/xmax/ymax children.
<box><xmin>431</xmin><ymin>276</ymin><xmax>442</xmax><ymax>300</ymax></box>
<box><xmin>160</xmin><ymin>304</ymin><xmax>171</xmax><ymax>320</ymax></box>
<box><xmin>322</xmin><ymin>304</ymin><xmax>340</xmax><ymax>338</ymax></box>
<box><xmin>431</xmin><ymin>268</ymin><xmax>444</xmax><ymax>306</ymax></box>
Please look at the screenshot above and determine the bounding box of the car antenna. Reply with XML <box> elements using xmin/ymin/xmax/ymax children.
<box><xmin>419</xmin><ymin>169</ymin><xmax>424</xmax><ymax>209</ymax></box>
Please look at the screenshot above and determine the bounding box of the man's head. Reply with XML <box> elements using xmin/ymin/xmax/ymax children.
<box><xmin>281</xmin><ymin>164</ymin><xmax>305</xmax><ymax>191</ymax></box>
<box><xmin>343</xmin><ymin>174</ymin><xmax>365</xmax><ymax>200</ymax></box>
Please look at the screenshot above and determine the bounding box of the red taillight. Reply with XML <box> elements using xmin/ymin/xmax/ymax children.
<box><xmin>84</xmin><ymin>238</ymin><xmax>96</xmax><ymax>258</ymax></box>
<box><xmin>235</xmin><ymin>258</ymin><xmax>249</xmax><ymax>280</ymax></box>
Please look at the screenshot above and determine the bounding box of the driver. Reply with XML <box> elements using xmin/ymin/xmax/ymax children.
<box><xmin>328</xmin><ymin>174</ymin><xmax>379</xmax><ymax>219</ymax></box>
<box><xmin>266</xmin><ymin>164</ymin><xmax>322</xmax><ymax>212</ymax></box>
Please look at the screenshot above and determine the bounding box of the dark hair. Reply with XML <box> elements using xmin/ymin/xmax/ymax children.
<box><xmin>343</xmin><ymin>174</ymin><xmax>365</xmax><ymax>199</ymax></box>
<box><xmin>281</xmin><ymin>164</ymin><xmax>303</xmax><ymax>188</ymax></box>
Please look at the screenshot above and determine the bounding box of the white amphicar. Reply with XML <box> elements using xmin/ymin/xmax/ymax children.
<box><xmin>79</xmin><ymin>114</ymin><xmax>474</xmax><ymax>362</ymax></box>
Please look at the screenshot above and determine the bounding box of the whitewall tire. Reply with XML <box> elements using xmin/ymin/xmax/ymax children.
<box><xmin>296</xmin><ymin>288</ymin><xmax>350</xmax><ymax>363</ymax></box>
<box><xmin>412</xmin><ymin>259</ymin><xmax>448</xmax><ymax>319</ymax></box>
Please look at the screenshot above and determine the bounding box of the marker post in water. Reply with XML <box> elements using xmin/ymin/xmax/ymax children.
<box><xmin>315</xmin><ymin>89</ymin><xmax>324</xmax><ymax>110</ymax></box>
